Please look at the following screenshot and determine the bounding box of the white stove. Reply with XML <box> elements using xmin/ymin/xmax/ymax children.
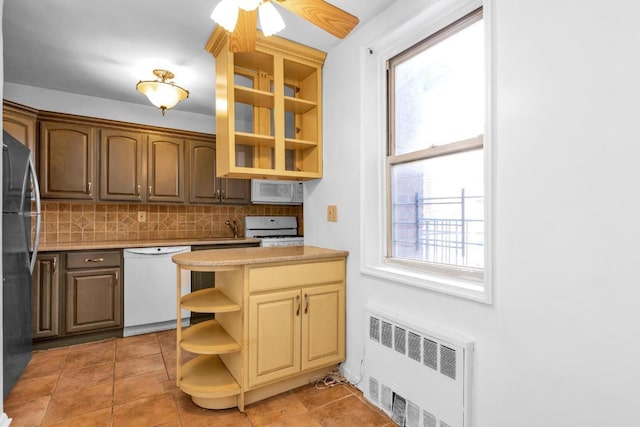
<box><xmin>244</xmin><ymin>216</ymin><xmax>304</xmax><ymax>247</ymax></box>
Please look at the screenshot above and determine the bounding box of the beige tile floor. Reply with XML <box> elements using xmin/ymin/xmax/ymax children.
<box><xmin>3</xmin><ymin>330</ymin><xmax>394</xmax><ymax>426</ymax></box>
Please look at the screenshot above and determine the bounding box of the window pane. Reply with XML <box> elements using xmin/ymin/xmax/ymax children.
<box><xmin>391</xmin><ymin>149</ymin><xmax>484</xmax><ymax>269</ymax></box>
<box><xmin>235</xmin><ymin>74</ymin><xmax>254</xmax><ymax>133</ymax></box>
<box><xmin>393</xmin><ymin>20</ymin><xmax>484</xmax><ymax>155</ymax></box>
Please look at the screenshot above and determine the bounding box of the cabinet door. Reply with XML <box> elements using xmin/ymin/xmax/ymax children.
<box><xmin>99</xmin><ymin>129</ymin><xmax>145</xmax><ymax>201</ymax></box>
<box><xmin>3</xmin><ymin>106</ymin><xmax>37</xmax><ymax>157</ymax></box>
<box><xmin>301</xmin><ymin>284</ymin><xmax>345</xmax><ymax>371</ymax></box>
<box><xmin>39</xmin><ymin>122</ymin><xmax>96</xmax><ymax>200</ymax></box>
<box><xmin>32</xmin><ymin>254</ymin><xmax>61</xmax><ymax>339</ymax></box>
<box><xmin>188</xmin><ymin>140</ymin><xmax>251</xmax><ymax>204</ymax></box>
<box><xmin>65</xmin><ymin>267</ymin><xmax>122</xmax><ymax>334</ymax></box>
<box><xmin>220</xmin><ymin>178</ymin><xmax>251</xmax><ymax>205</ymax></box>
<box><xmin>188</xmin><ymin>140</ymin><xmax>220</xmax><ymax>204</ymax></box>
<box><xmin>147</xmin><ymin>135</ymin><xmax>185</xmax><ymax>202</ymax></box>
<box><xmin>248</xmin><ymin>289</ymin><xmax>301</xmax><ymax>388</ymax></box>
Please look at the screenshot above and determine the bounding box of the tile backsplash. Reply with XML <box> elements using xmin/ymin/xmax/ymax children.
<box><xmin>38</xmin><ymin>202</ymin><xmax>303</xmax><ymax>244</ymax></box>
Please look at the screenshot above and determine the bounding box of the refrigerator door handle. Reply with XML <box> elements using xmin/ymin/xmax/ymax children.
<box><xmin>28</xmin><ymin>156</ymin><xmax>41</xmax><ymax>274</ymax></box>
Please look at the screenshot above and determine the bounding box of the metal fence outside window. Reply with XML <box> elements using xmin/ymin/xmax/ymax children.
<box><xmin>392</xmin><ymin>189</ymin><xmax>484</xmax><ymax>268</ymax></box>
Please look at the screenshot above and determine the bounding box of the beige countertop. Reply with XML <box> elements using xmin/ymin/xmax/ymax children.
<box><xmin>38</xmin><ymin>237</ymin><xmax>262</xmax><ymax>252</ymax></box>
<box><xmin>172</xmin><ymin>245</ymin><xmax>348</xmax><ymax>268</ymax></box>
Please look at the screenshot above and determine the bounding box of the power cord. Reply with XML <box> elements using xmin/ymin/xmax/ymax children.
<box><xmin>314</xmin><ymin>368</ymin><xmax>349</xmax><ymax>389</ymax></box>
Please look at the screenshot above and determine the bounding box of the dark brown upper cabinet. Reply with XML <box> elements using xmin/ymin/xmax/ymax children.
<box><xmin>39</xmin><ymin>121</ymin><xmax>96</xmax><ymax>200</ymax></box>
<box><xmin>99</xmin><ymin>130</ymin><xmax>186</xmax><ymax>203</ymax></box>
<box><xmin>188</xmin><ymin>140</ymin><xmax>250</xmax><ymax>205</ymax></box>
<box><xmin>147</xmin><ymin>135</ymin><xmax>185</xmax><ymax>203</ymax></box>
<box><xmin>3</xmin><ymin>101</ymin><xmax>37</xmax><ymax>157</ymax></box>
<box><xmin>99</xmin><ymin>129</ymin><xmax>146</xmax><ymax>201</ymax></box>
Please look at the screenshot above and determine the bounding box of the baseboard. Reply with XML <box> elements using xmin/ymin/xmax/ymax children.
<box><xmin>123</xmin><ymin>318</ymin><xmax>188</xmax><ymax>337</ymax></box>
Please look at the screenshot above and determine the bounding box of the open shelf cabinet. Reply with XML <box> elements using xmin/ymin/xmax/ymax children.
<box><xmin>206</xmin><ymin>27</ymin><xmax>327</xmax><ymax>180</ymax></box>
<box><xmin>176</xmin><ymin>266</ymin><xmax>245</xmax><ymax>411</ymax></box>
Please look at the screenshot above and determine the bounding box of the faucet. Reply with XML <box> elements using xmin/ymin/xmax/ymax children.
<box><xmin>225</xmin><ymin>220</ymin><xmax>239</xmax><ymax>238</ymax></box>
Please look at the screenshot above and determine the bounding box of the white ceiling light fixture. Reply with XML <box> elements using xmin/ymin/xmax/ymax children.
<box><xmin>259</xmin><ymin>1</ymin><xmax>285</xmax><ymax>37</ymax></box>
<box><xmin>236</xmin><ymin>0</ymin><xmax>261</xmax><ymax>11</ymax></box>
<box><xmin>210</xmin><ymin>0</ymin><xmax>285</xmax><ymax>37</ymax></box>
<box><xmin>136</xmin><ymin>69</ymin><xmax>189</xmax><ymax>115</ymax></box>
<box><xmin>210</xmin><ymin>0</ymin><xmax>239</xmax><ymax>32</ymax></box>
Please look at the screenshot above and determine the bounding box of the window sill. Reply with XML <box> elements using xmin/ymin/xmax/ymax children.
<box><xmin>361</xmin><ymin>261</ymin><xmax>491</xmax><ymax>304</ymax></box>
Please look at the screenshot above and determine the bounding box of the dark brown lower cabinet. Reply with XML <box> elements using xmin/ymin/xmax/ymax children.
<box><xmin>65</xmin><ymin>267</ymin><xmax>122</xmax><ymax>334</ymax></box>
<box><xmin>32</xmin><ymin>253</ymin><xmax>61</xmax><ymax>340</ymax></box>
<box><xmin>32</xmin><ymin>250</ymin><xmax>123</xmax><ymax>348</ymax></box>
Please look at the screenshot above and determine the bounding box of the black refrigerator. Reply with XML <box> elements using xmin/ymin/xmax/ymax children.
<box><xmin>2</xmin><ymin>130</ymin><xmax>41</xmax><ymax>397</ymax></box>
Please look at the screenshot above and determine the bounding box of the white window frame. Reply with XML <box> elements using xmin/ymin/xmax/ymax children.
<box><xmin>360</xmin><ymin>0</ymin><xmax>494</xmax><ymax>304</ymax></box>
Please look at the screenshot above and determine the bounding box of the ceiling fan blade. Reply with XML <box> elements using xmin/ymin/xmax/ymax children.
<box><xmin>274</xmin><ymin>0</ymin><xmax>359</xmax><ymax>39</ymax></box>
<box><xmin>229</xmin><ymin>9</ymin><xmax>257</xmax><ymax>52</ymax></box>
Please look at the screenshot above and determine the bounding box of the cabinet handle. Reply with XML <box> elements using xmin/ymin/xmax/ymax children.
<box><xmin>87</xmin><ymin>181</ymin><xmax>92</xmax><ymax>196</ymax></box>
<box><xmin>52</xmin><ymin>257</ymin><xmax>57</xmax><ymax>273</ymax></box>
<box><xmin>136</xmin><ymin>185</ymin><xmax>141</xmax><ymax>200</ymax></box>
<box><xmin>115</xmin><ymin>271</ymin><xmax>119</xmax><ymax>284</ymax></box>
<box><xmin>148</xmin><ymin>186</ymin><xmax>152</xmax><ymax>198</ymax></box>
<box><xmin>221</xmin><ymin>190</ymin><xmax>226</xmax><ymax>201</ymax></box>
<box><xmin>215</xmin><ymin>189</ymin><xmax>221</xmax><ymax>202</ymax></box>
<box><xmin>84</xmin><ymin>257</ymin><xmax>105</xmax><ymax>263</ymax></box>
<box><xmin>304</xmin><ymin>293</ymin><xmax>309</xmax><ymax>314</ymax></box>
<box><xmin>296</xmin><ymin>294</ymin><xmax>301</xmax><ymax>316</ymax></box>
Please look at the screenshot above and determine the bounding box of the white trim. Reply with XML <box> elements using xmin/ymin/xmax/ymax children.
<box><xmin>360</xmin><ymin>0</ymin><xmax>494</xmax><ymax>304</ymax></box>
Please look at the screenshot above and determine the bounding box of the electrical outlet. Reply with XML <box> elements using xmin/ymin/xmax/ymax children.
<box><xmin>137</xmin><ymin>211</ymin><xmax>146</xmax><ymax>222</ymax></box>
<box><xmin>327</xmin><ymin>205</ymin><xmax>338</xmax><ymax>222</ymax></box>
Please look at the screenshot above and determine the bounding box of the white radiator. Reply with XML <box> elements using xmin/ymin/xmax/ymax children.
<box><xmin>363</xmin><ymin>306</ymin><xmax>474</xmax><ymax>427</ymax></box>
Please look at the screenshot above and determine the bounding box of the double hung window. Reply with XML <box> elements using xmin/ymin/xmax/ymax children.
<box><xmin>387</xmin><ymin>8</ymin><xmax>485</xmax><ymax>281</ymax></box>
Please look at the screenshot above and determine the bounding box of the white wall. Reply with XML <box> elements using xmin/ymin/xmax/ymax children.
<box><xmin>4</xmin><ymin>82</ymin><xmax>215</xmax><ymax>134</ymax></box>
<box><xmin>306</xmin><ymin>0</ymin><xmax>640</xmax><ymax>425</ymax></box>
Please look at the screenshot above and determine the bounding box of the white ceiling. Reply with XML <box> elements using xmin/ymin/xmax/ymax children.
<box><xmin>3</xmin><ymin>0</ymin><xmax>393</xmax><ymax>116</ymax></box>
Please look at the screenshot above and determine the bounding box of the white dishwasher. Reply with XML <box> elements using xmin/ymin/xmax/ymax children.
<box><xmin>123</xmin><ymin>246</ymin><xmax>191</xmax><ymax>337</ymax></box>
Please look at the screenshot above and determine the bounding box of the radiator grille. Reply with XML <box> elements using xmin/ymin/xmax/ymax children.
<box><xmin>408</xmin><ymin>332</ymin><xmax>421</xmax><ymax>362</ymax></box>
<box><xmin>440</xmin><ymin>346</ymin><xmax>457</xmax><ymax>380</ymax></box>
<box><xmin>381</xmin><ymin>321</ymin><xmax>393</xmax><ymax>348</ymax></box>
<box><xmin>424</xmin><ymin>338</ymin><xmax>438</xmax><ymax>370</ymax></box>
<box><xmin>407</xmin><ymin>401</ymin><xmax>420</xmax><ymax>427</ymax></box>
<box><xmin>370</xmin><ymin>316</ymin><xmax>380</xmax><ymax>341</ymax></box>
<box><xmin>424</xmin><ymin>410</ymin><xmax>437</xmax><ymax>427</ymax></box>
<box><xmin>392</xmin><ymin>393</ymin><xmax>407</xmax><ymax>425</ymax></box>
<box><xmin>394</xmin><ymin>326</ymin><xmax>407</xmax><ymax>355</ymax></box>
<box><xmin>381</xmin><ymin>384</ymin><xmax>393</xmax><ymax>412</ymax></box>
<box><xmin>369</xmin><ymin>377</ymin><xmax>379</xmax><ymax>403</ymax></box>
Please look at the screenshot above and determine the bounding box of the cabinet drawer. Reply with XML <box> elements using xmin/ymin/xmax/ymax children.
<box><xmin>66</xmin><ymin>251</ymin><xmax>121</xmax><ymax>269</ymax></box>
<box><xmin>249</xmin><ymin>259</ymin><xmax>345</xmax><ymax>293</ymax></box>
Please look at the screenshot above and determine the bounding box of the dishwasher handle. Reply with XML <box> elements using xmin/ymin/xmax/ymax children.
<box><xmin>124</xmin><ymin>246</ymin><xmax>191</xmax><ymax>256</ymax></box>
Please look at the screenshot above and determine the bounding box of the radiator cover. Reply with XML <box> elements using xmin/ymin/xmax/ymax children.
<box><xmin>363</xmin><ymin>306</ymin><xmax>474</xmax><ymax>427</ymax></box>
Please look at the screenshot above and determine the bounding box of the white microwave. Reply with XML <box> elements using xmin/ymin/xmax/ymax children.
<box><xmin>251</xmin><ymin>179</ymin><xmax>303</xmax><ymax>205</ymax></box>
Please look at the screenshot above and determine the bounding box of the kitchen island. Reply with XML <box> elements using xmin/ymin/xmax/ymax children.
<box><xmin>172</xmin><ymin>245</ymin><xmax>348</xmax><ymax>411</ymax></box>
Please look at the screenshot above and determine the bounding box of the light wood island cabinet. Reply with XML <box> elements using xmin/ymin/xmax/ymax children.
<box><xmin>172</xmin><ymin>246</ymin><xmax>347</xmax><ymax>411</ymax></box>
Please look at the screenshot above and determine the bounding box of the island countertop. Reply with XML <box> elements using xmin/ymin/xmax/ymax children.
<box><xmin>172</xmin><ymin>245</ymin><xmax>348</xmax><ymax>268</ymax></box>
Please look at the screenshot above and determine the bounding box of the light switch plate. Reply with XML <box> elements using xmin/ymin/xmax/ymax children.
<box><xmin>327</xmin><ymin>205</ymin><xmax>338</xmax><ymax>222</ymax></box>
